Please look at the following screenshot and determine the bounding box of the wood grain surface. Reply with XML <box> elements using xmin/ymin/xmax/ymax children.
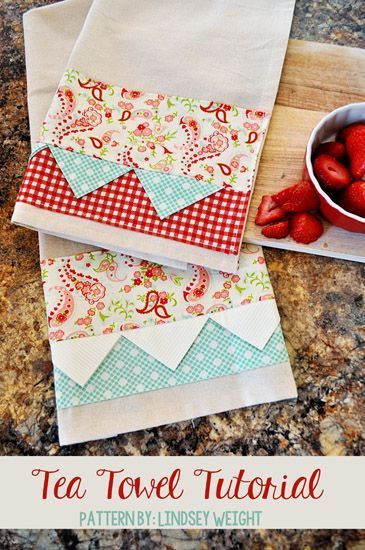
<box><xmin>244</xmin><ymin>39</ymin><xmax>365</xmax><ymax>261</ymax></box>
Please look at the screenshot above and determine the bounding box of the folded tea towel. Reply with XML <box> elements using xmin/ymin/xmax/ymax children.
<box><xmin>13</xmin><ymin>0</ymin><xmax>296</xmax><ymax>272</ymax></box>
<box><xmin>19</xmin><ymin>0</ymin><xmax>297</xmax><ymax>445</ymax></box>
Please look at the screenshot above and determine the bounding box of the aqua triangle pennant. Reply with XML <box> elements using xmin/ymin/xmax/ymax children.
<box><xmin>135</xmin><ymin>169</ymin><xmax>222</xmax><ymax>219</ymax></box>
<box><xmin>48</xmin><ymin>145</ymin><xmax>132</xmax><ymax>198</ymax></box>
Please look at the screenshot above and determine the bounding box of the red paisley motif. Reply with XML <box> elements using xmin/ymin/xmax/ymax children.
<box><xmin>183</xmin><ymin>266</ymin><xmax>211</xmax><ymax>302</ymax></box>
<box><xmin>200</xmin><ymin>101</ymin><xmax>229</xmax><ymax>124</ymax></box>
<box><xmin>136</xmin><ymin>290</ymin><xmax>172</xmax><ymax>319</ymax></box>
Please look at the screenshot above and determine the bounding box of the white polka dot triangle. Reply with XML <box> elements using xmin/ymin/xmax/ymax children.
<box><xmin>47</xmin><ymin>145</ymin><xmax>133</xmax><ymax>198</ymax></box>
<box><xmin>135</xmin><ymin>168</ymin><xmax>222</xmax><ymax>219</ymax></box>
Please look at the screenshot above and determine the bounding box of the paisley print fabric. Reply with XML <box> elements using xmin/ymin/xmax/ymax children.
<box><xmin>39</xmin><ymin>69</ymin><xmax>270</xmax><ymax>193</ymax></box>
<box><xmin>41</xmin><ymin>244</ymin><xmax>274</xmax><ymax>341</ymax></box>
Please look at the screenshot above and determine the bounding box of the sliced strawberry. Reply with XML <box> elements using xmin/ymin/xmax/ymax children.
<box><xmin>344</xmin><ymin>126</ymin><xmax>365</xmax><ymax>180</ymax></box>
<box><xmin>262</xmin><ymin>220</ymin><xmax>290</xmax><ymax>239</ymax></box>
<box><xmin>290</xmin><ymin>212</ymin><xmax>324</xmax><ymax>244</ymax></box>
<box><xmin>313</xmin><ymin>154</ymin><xmax>351</xmax><ymax>191</ymax></box>
<box><xmin>254</xmin><ymin>195</ymin><xmax>286</xmax><ymax>226</ymax></box>
<box><xmin>337</xmin><ymin>122</ymin><xmax>365</xmax><ymax>143</ymax></box>
<box><xmin>339</xmin><ymin>181</ymin><xmax>365</xmax><ymax>218</ymax></box>
<box><xmin>272</xmin><ymin>180</ymin><xmax>319</xmax><ymax>213</ymax></box>
<box><xmin>313</xmin><ymin>141</ymin><xmax>346</xmax><ymax>161</ymax></box>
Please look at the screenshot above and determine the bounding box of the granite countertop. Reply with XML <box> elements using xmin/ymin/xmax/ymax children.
<box><xmin>0</xmin><ymin>0</ymin><xmax>364</xmax><ymax>547</ymax></box>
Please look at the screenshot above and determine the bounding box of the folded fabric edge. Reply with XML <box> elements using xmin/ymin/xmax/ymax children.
<box><xmin>38</xmin><ymin>232</ymin><xmax>187</xmax><ymax>270</ymax></box>
<box><xmin>123</xmin><ymin>315</ymin><xmax>208</xmax><ymax>371</ymax></box>
<box><xmin>50</xmin><ymin>332</ymin><xmax>120</xmax><ymax>386</ymax></box>
<box><xmin>57</xmin><ymin>361</ymin><xmax>297</xmax><ymax>446</ymax></box>
<box><xmin>213</xmin><ymin>299</ymin><xmax>280</xmax><ymax>351</ymax></box>
<box><xmin>11</xmin><ymin>202</ymin><xmax>241</xmax><ymax>272</ymax></box>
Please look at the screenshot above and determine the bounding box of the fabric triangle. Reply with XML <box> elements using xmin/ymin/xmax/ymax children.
<box><xmin>121</xmin><ymin>301</ymin><xmax>279</xmax><ymax>371</ymax></box>
<box><xmin>212</xmin><ymin>300</ymin><xmax>280</xmax><ymax>350</ymax></box>
<box><xmin>50</xmin><ymin>300</ymin><xmax>280</xmax><ymax>386</ymax></box>
<box><xmin>135</xmin><ymin>168</ymin><xmax>222</xmax><ymax>219</ymax></box>
<box><xmin>50</xmin><ymin>332</ymin><xmax>120</xmax><ymax>386</ymax></box>
<box><xmin>122</xmin><ymin>316</ymin><xmax>207</xmax><ymax>370</ymax></box>
<box><xmin>48</xmin><ymin>145</ymin><xmax>132</xmax><ymax>198</ymax></box>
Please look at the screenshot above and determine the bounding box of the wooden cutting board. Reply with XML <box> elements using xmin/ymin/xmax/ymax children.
<box><xmin>244</xmin><ymin>39</ymin><xmax>365</xmax><ymax>262</ymax></box>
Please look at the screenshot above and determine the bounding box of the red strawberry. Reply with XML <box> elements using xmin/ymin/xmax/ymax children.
<box><xmin>344</xmin><ymin>126</ymin><xmax>365</xmax><ymax>179</ymax></box>
<box><xmin>302</xmin><ymin>163</ymin><xmax>311</xmax><ymax>182</ymax></box>
<box><xmin>261</xmin><ymin>220</ymin><xmax>290</xmax><ymax>239</ymax></box>
<box><xmin>290</xmin><ymin>212</ymin><xmax>324</xmax><ymax>244</ymax></box>
<box><xmin>254</xmin><ymin>195</ymin><xmax>286</xmax><ymax>226</ymax></box>
<box><xmin>339</xmin><ymin>181</ymin><xmax>365</xmax><ymax>218</ymax></box>
<box><xmin>313</xmin><ymin>154</ymin><xmax>351</xmax><ymax>191</ymax></box>
<box><xmin>272</xmin><ymin>180</ymin><xmax>319</xmax><ymax>212</ymax></box>
<box><xmin>337</xmin><ymin>122</ymin><xmax>365</xmax><ymax>143</ymax></box>
<box><xmin>313</xmin><ymin>141</ymin><xmax>346</xmax><ymax>161</ymax></box>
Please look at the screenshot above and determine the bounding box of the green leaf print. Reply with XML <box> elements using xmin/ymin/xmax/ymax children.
<box><xmin>167</xmin><ymin>292</ymin><xmax>177</xmax><ymax>306</ymax></box>
<box><xmin>108</xmin><ymin>299</ymin><xmax>134</xmax><ymax>319</ymax></box>
<box><xmin>234</xmin><ymin>284</ymin><xmax>246</xmax><ymax>294</ymax></box>
<box><xmin>106</xmin><ymin>252</ymin><xmax>117</xmax><ymax>262</ymax></box>
<box><xmin>164</xmin><ymin>131</ymin><xmax>178</xmax><ymax>142</ymax></box>
<box><xmin>126</xmin><ymin>131</ymin><xmax>139</xmax><ymax>145</ymax></box>
<box><xmin>40</xmin><ymin>125</ymin><xmax>49</xmax><ymax>137</ymax></box>
<box><xmin>136</xmin><ymin>294</ymin><xmax>146</xmax><ymax>303</ymax></box>
<box><xmin>245</xmin><ymin>271</ymin><xmax>270</xmax><ymax>291</ymax></box>
<box><xmin>98</xmin><ymin>311</ymin><xmax>110</xmax><ymax>322</ymax></box>
<box><xmin>164</xmin><ymin>153</ymin><xmax>177</xmax><ymax>163</ymax></box>
<box><xmin>180</xmin><ymin>98</ymin><xmax>198</xmax><ymax>113</ymax></box>
<box><xmin>229</xmin><ymin>173</ymin><xmax>238</xmax><ymax>184</ymax></box>
<box><xmin>152</xmin><ymin>114</ymin><xmax>162</xmax><ymax>124</ymax></box>
<box><xmin>64</xmin><ymin>69</ymin><xmax>79</xmax><ymax>83</ymax></box>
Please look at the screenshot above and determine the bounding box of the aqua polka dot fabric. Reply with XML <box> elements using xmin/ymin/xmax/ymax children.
<box><xmin>48</xmin><ymin>145</ymin><xmax>133</xmax><ymax>198</ymax></box>
<box><xmin>135</xmin><ymin>169</ymin><xmax>222</xmax><ymax>219</ymax></box>
<box><xmin>54</xmin><ymin>319</ymin><xmax>288</xmax><ymax>409</ymax></box>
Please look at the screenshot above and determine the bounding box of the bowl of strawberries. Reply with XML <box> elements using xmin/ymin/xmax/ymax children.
<box><xmin>305</xmin><ymin>102</ymin><xmax>365</xmax><ymax>233</ymax></box>
<box><xmin>254</xmin><ymin>103</ymin><xmax>364</xmax><ymax>244</ymax></box>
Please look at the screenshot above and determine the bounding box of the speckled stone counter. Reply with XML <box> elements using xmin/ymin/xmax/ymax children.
<box><xmin>0</xmin><ymin>0</ymin><xmax>364</xmax><ymax>547</ymax></box>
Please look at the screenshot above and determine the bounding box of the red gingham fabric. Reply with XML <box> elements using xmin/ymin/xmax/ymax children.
<box><xmin>17</xmin><ymin>148</ymin><xmax>250</xmax><ymax>255</ymax></box>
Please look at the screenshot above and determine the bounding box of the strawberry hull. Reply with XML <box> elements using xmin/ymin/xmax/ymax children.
<box><xmin>305</xmin><ymin>102</ymin><xmax>365</xmax><ymax>234</ymax></box>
